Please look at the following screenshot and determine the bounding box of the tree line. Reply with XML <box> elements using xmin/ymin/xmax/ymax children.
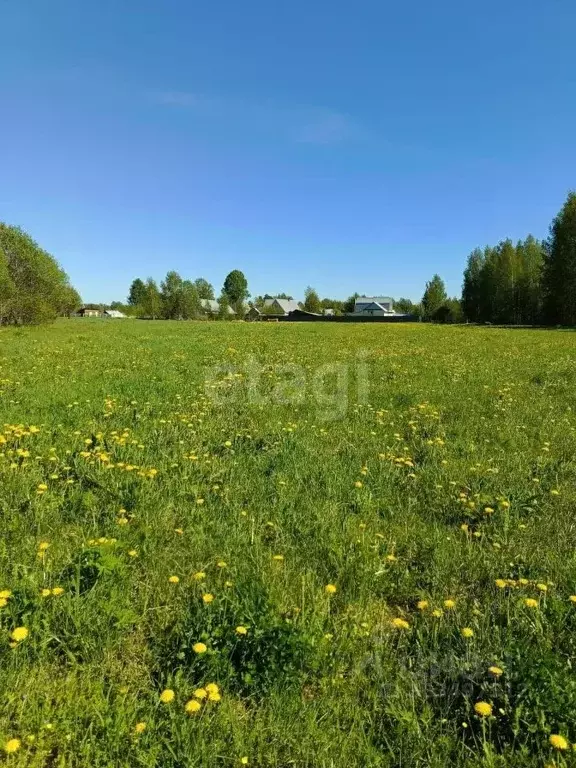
<box><xmin>0</xmin><ymin>223</ymin><xmax>80</xmax><ymax>325</ymax></box>
<box><xmin>124</xmin><ymin>269</ymin><xmax>249</xmax><ymax>319</ymax></box>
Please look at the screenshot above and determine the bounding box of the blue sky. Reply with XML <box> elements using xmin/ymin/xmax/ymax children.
<box><xmin>2</xmin><ymin>0</ymin><xmax>575</xmax><ymax>303</ymax></box>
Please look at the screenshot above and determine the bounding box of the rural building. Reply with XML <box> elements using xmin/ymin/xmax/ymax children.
<box><xmin>103</xmin><ymin>309</ymin><xmax>127</xmax><ymax>318</ymax></box>
<box><xmin>202</xmin><ymin>300</ymin><xmax>236</xmax><ymax>316</ymax></box>
<box><xmin>263</xmin><ymin>298</ymin><xmax>301</xmax><ymax>315</ymax></box>
<box><xmin>76</xmin><ymin>307</ymin><xmax>101</xmax><ymax>318</ymax></box>
<box><xmin>352</xmin><ymin>296</ymin><xmax>394</xmax><ymax>316</ymax></box>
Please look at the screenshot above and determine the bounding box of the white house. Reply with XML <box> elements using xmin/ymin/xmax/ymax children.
<box><xmin>102</xmin><ymin>309</ymin><xmax>127</xmax><ymax>318</ymax></box>
<box><xmin>353</xmin><ymin>296</ymin><xmax>394</xmax><ymax>316</ymax></box>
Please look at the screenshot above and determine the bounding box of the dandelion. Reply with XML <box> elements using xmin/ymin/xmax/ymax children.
<box><xmin>205</xmin><ymin>683</ymin><xmax>219</xmax><ymax>695</ymax></box>
<box><xmin>488</xmin><ymin>666</ymin><xmax>503</xmax><ymax>677</ymax></box>
<box><xmin>569</xmin><ymin>596</ymin><xmax>576</xmax><ymax>603</ymax></box>
<box><xmin>168</xmin><ymin>575</ymin><xmax>180</xmax><ymax>584</ymax></box>
<box><xmin>325</xmin><ymin>584</ymin><xmax>337</xmax><ymax>595</ymax></box>
<box><xmin>216</xmin><ymin>560</ymin><xmax>227</xmax><ymax>568</ymax></box>
<box><xmin>128</xmin><ymin>550</ymin><xmax>138</xmax><ymax>557</ymax></box>
<box><xmin>354</xmin><ymin>481</ymin><xmax>363</xmax><ymax>488</ymax></box>
<box><xmin>51</xmin><ymin>587</ymin><xmax>64</xmax><ymax>596</ymax></box>
<box><xmin>3</xmin><ymin>738</ymin><xmax>21</xmax><ymax>754</ymax></box>
<box><xmin>134</xmin><ymin>722</ymin><xmax>146</xmax><ymax>734</ymax></box>
<box><xmin>0</xmin><ymin>598</ymin><xmax>7</xmax><ymax>609</ymax></box>
<box><xmin>193</xmin><ymin>571</ymin><xmax>206</xmax><ymax>581</ymax></box>
<box><xmin>40</xmin><ymin>588</ymin><xmax>51</xmax><ymax>597</ymax></box>
<box><xmin>524</xmin><ymin>598</ymin><xmax>538</xmax><ymax>609</ymax></box>
<box><xmin>236</xmin><ymin>625</ymin><xmax>248</xmax><ymax>635</ymax></box>
<box><xmin>193</xmin><ymin>688</ymin><xmax>207</xmax><ymax>700</ymax></box>
<box><xmin>10</xmin><ymin>626</ymin><xmax>29</xmax><ymax>643</ymax></box>
<box><xmin>443</xmin><ymin>599</ymin><xmax>456</xmax><ymax>609</ymax></box>
<box><xmin>185</xmin><ymin>699</ymin><xmax>201</xmax><ymax>714</ymax></box>
<box><xmin>416</xmin><ymin>600</ymin><xmax>429</xmax><ymax>610</ymax></box>
<box><xmin>193</xmin><ymin>642</ymin><xmax>207</xmax><ymax>654</ymax></box>
<box><xmin>432</xmin><ymin>608</ymin><xmax>443</xmax><ymax>618</ymax></box>
<box><xmin>391</xmin><ymin>617</ymin><xmax>410</xmax><ymax>630</ymax></box>
<box><xmin>495</xmin><ymin>579</ymin><xmax>507</xmax><ymax>589</ymax></box>
<box><xmin>159</xmin><ymin>689</ymin><xmax>175</xmax><ymax>704</ymax></box>
<box><xmin>536</xmin><ymin>583</ymin><xmax>548</xmax><ymax>592</ymax></box>
<box><xmin>240</xmin><ymin>758</ymin><xmax>249</xmax><ymax>765</ymax></box>
<box><xmin>272</xmin><ymin>554</ymin><xmax>284</xmax><ymax>562</ymax></box>
<box><xmin>549</xmin><ymin>734</ymin><xmax>569</xmax><ymax>750</ymax></box>
<box><xmin>208</xmin><ymin>690</ymin><xmax>221</xmax><ymax>702</ymax></box>
<box><xmin>474</xmin><ymin>701</ymin><xmax>492</xmax><ymax>717</ymax></box>
<box><xmin>461</xmin><ymin>627</ymin><xmax>474</xmax><ymax>638</ymax></box>
<box><xmin>0</xmin><ymin>589</ymin><xmax>12</xmax><ymax>599</ymax></box>
<box><xmin>386</xmin><ymin>554</ymin><xmax>397</xmax><ymax>562</ymax></box>
<box><xmin>202</xmin><ymin>593</ymin><xmax>214</xmax><ymax>604</ymax></box>
<box><xmin>38</xmin><ymin>541</ymin><xmax>50</xmax><ymax>551</ymax></box>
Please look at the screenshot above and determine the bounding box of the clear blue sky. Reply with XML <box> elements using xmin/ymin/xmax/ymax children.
<box><xmin>2</xmin><ymin>0</ymin><xmax>575</xmax><ymax>304</ymax></box>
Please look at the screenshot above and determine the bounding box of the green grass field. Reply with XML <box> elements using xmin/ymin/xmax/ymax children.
<box><xmin>2</xmin><ymin>319</ymin><xmax>576</xmax><ymax>767</ymax></box>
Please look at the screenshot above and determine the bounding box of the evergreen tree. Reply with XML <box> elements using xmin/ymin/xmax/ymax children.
<box><xmin>422</xmin><ymin>274</ymin><xmax>448</xmax><ymax>321</ymax></box>
<box><xmin>542</xmin><ymin>192</ymin><xmax>576</xmax><ymax>325</ymax></box>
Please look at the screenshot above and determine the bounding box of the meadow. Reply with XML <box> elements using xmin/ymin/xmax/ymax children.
<box><xmin>2</xmin><ymin>319</ymin><xmax>576</xmax><ymax>767</ymax></box>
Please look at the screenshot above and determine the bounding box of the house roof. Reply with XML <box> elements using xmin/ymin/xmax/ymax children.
<box><xmin>354</xmin><ymin>296</ymin><xmax>393</xmax><ymax>306</ymax></box>
<box><xmin>263</xmin><ymin>298</ymin><xmax>301</xmax><ymax>313</ymax></box>
<box><xmin>104</xmin><ymin>309</ymin><xmax>126</xmax><ymax>318</ymax></box>
<box><xmin>203</xmin><ymin>300</ymin><xmax>235</xmax><ymax>314</ymax></box>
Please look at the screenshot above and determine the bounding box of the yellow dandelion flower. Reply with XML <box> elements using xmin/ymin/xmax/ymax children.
<box><xmin>193</xmin><ymin>571</ymin><xmax>206</xmax><ymax>581</ymax></box>
<box><xmin>474</xmin><ymin>701</ymin><xmax>492</xmax><ymax>717</ymax></box>
<box><xmin>416</xmin><ymin>600</ymin><xmax>429</xmax><ymax>610</ymax></box>
<box><xmin>325</xmin><ymin>584</ymin><xmax>337</xmax><ymax>595</ymax></box>
<box><xmin>524</xmin><ymin>598</ymin><xmax>538</xmax><ymax>609</ymax></box>
<box><xmin>185</xmin><ymin>699</ymin><xmax>202</xmax><ymax>714</ymax></box>
<box><xmin>10</xmin><ymin>626</ymin><xmax>29</xmax><ymax>643</ymax></box>
<box><xmin>159</xmin><ymin>689</ymin><xmax>175</xmax><ymax>703</ymax></box>
<box><xmin>354</xmin><ymin>481</ymin><xmax>363</xmax><ymax>488</ymax></box>
<box><xmin>128</xmin><ymin>550</ymin><xmax>138</xmax><ymax>557</ymax></box>
<box><xmin>536</xmin><ymin>583</ymin><xmax>548</xmax><ymax>592</ymax></box>
<box><xmin>38</xmin><ymin>541</ymin><xmax>50</xmax><ymax>551</ymax></box>
<box><xmin>0</xmin><ymin>598</ymin><xmax>7</xmax><ymax>609</ymax></box>
<box><xmin>240</xmin><ymin>758</ymin><xmax>249</xmax><ymax>765</ymax></box>
<box><xmin>193</xmin><ymin>642</ymin><xmax>207</xmax><ymax>654</ymax></box>
<box><xmin>3</xmin><ymin>738</ymin><xmax>21</xmax><ymax>754</ymax></box>
<box><xmin>495</xmin><ymin>579</ymin><xmax>507</xmax><ymax>589</ymax></box>
<box><xmin>205</xmin><ymin>683</ymin><xmax>219</xmax><ymax>695</ymax></box>
<box><xmin>134</xmin><ymin>722</ymin><xmax>146</xmax><ymax>734</ymax></box>
<box><xmin>0</xmin><ymin>590</ymin><xmax>12</xmax><ymax>599</ymax></box>
<box><xmin>193</xmin><ymin>688</ymin><xmax>207</xmax><ymax>700</ymax></box>
<box><xmin>168</xmin><ymin>575</ymin><xmax>180</xmax><ymax>584</ymax></box>
<box><xmin>51</xmin><ymin>587</ymin><xmax>64</xmax><ymax>596</ymax></box>
<box><xmin>391</xmin><ymin>617</ymin><xmax>410</xmax><ymax>630</ymax></box>
<box><xmin>202</xmin><ymin>593</ymin><xmax>214</xmax><ymax>604</ymax></box>
<box><xmin>236</xmin><ymin>625</ymin><xmax>248</xmax><ymax>635</ymax></box>
<box><xmin>488</xmin><ymin>666</ymin><xmax>503</xmax><ymax>677</ymax></box>
<box><xmin>386</xmin><ymin>554</ymin><xmax>397</xmax><ymax>562</ymax></box>
<box><xmin>549</xmin><ymin>734</ymin><xmax>569</xmax><ymax>750</ymax></box>
<box><xmin>216</xmin><ymin>560</ymin><xmax>227</xmax><ymax>568</ymax></box>
<box><xmin>208</xmin><ymin>690</ymin><xmax>221</xmax><ymax>702</ymax></box>
<box><xmin>175</xmin><ymin>528</ymin><xmax>184</xmax><ymax>535</ymax></box>
<box><xmin>40</xmin><ymin>588</ymin><xmax>51</xmax><ymax>597</ymax></box>
<box><xmin>569</xmin><ymin>595</ymin><xmax>576</xmax><ymax>604</ymax></box>
<box><xmin>443</xmin><ymin>599</ymin><xmax>456</xmax><ymax>609</ymax></box>
<box><xmin>461</xmin><ymin>627</ymin><xmax>474</xmax><ymax>639</ymax></box>
<box><xmin>432</xmin><ymin>608</ymin><xmax>443</xmax><ymax>618</ymax></box>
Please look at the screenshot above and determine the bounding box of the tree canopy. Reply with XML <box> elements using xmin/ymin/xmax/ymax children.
<box><xmin>0</xmin><ymin>222</ymin><xmax>80</xmax><ymax>325</ymax></box>
<box><xmin>222</xmin><ymin>270</ymin><xmax>249</xmax><ymax>312</ymax></box>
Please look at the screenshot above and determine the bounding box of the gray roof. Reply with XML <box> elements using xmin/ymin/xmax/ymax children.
<box><xmin>263</xmin><ymin>298</ymin><xmax>301</xmax><ymax>314</ymax></box>
<box><xmin>203</xmin><ymin>300</ymin><xmax>235</xmax><ymax>314</ymax></box>
<box><xmin>354</xmin><ymin>296</ymin><xmax>393</xmax><ymax>306</ymax></box>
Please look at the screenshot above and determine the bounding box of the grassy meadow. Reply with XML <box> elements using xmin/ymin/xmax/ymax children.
<box><xmin>3</xmin><ymin>319</ymin><xmax>576</xmax><ymax>767</ymax></box>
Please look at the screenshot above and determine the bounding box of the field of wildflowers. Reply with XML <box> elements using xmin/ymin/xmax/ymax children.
<box><xmin>2</xmin><ymin>319</ymin><xmax>576</xmax><ymax>767</ymax></box>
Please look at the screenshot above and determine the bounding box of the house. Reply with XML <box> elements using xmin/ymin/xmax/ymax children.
<box><xmin>103</xmin><ymin>309</ymin><xmax>126</xmax><ymax>318</ymax></box>
<box><xmin>76</xmin><ymin>307</ymin><xmax>101</xmax><ymax>318</ymax></box>
<box><xmin>263</xmin><ymin>298</ymin><xmax>301</xmax><ymax>315</ymax></box>
<box><xmin>353</xmin><ymin>296</ymin><xmax>394</xmax><ymax>316</ymax></box>
<box><xmin>323</xmin><ymin>308</ymin><xmax>335</xmax><ymax>316</ymax></box>
<box><xmin>202</xmin><ymin>300</ymin><xmax>236</xmax><ymax>316</ymax></box>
